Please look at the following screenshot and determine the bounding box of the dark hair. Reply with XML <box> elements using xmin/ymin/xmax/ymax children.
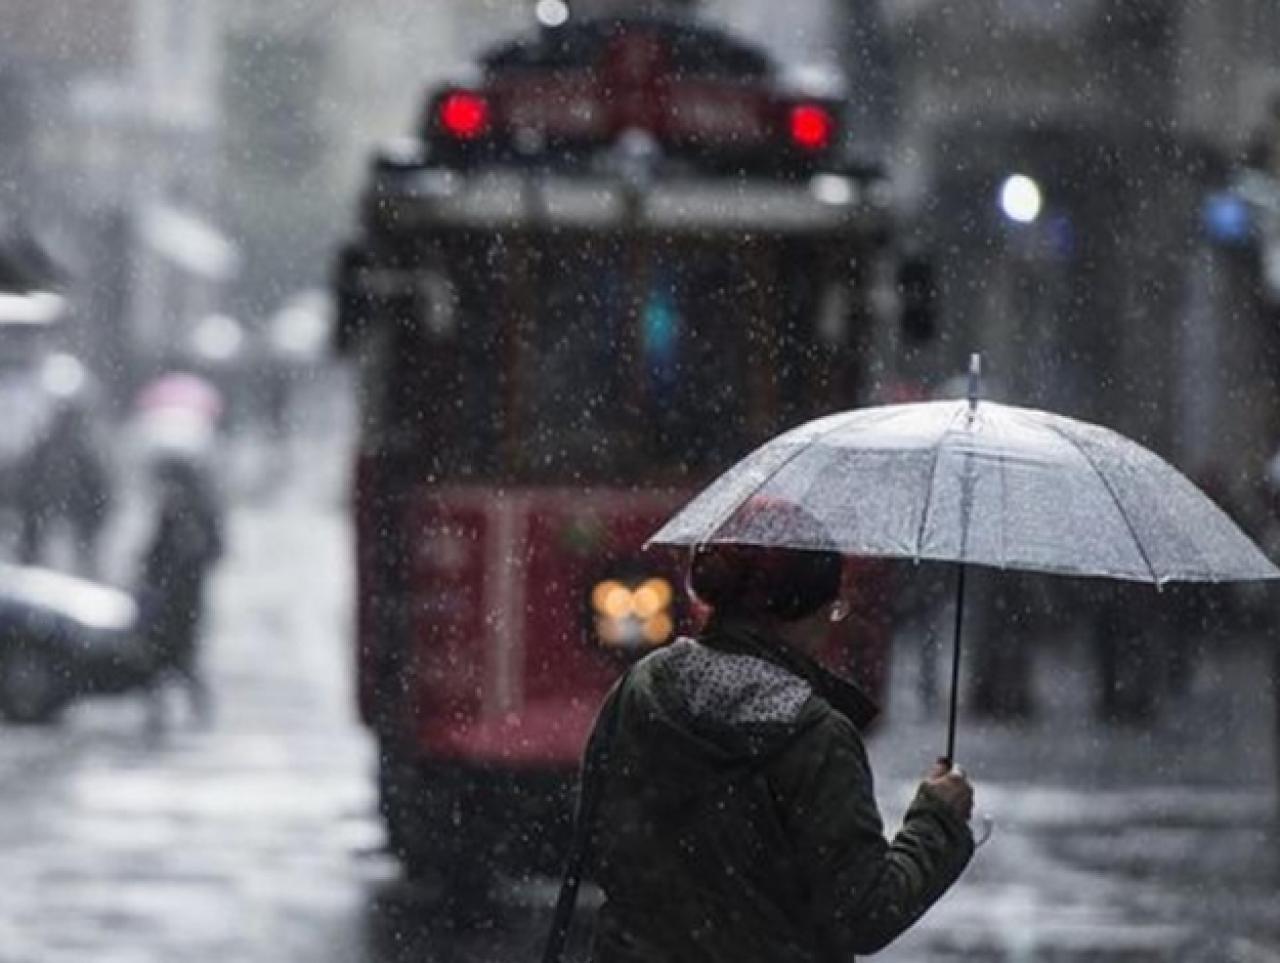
<box><xmin>689</xmin><ymin>543</ymin><xmax>843</xmax><ymax>621</ymax></box>
<box><xmin>687</xmin><ymin>499</ymin><xmax>843</xmax><ymax>621</ymax></box>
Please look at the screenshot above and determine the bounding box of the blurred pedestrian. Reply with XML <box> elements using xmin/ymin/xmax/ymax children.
<box><xmin>0</xmin><ymin>312</ymin><xmax>113</xmax><ymax>575</ymax></box>
<box><xmin>576</xmin><ymin>507</ymin><xmax>975</xmax><ymax>962</ymax></box>
<box><xmin>968</xmin><ymin>570</ymin><xmax>1038</xmax><ymax>720</ymax></box>
<box><xmin>138</xmin><ymin>454</ymin><xmax>224</xmax><ymax>729</ymax></box>
<box><xmin>892</xmin><ymin>562</ymin><xmax>949</xmax><ymax>716</ymax></box>
<box><xmin>16</xmin><ymin>396</ymin><xmax>113</xmax><ymax>576</ymax></box>
<box><xmin>1273</xmin><ymin>632</ymin><xmax>1280</xmax><ymax>823</ymax></box>
<box><xmin>1090</xmin><ymin>581</ymin><xmax>1161</xmax><ymax>725</ymax></box>
<box><xmin>1255</xmin><ymin>452</ymin><xmax>1280</xmax><ymax>817</ymax></box>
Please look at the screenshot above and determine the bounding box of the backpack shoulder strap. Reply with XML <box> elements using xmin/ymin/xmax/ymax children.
<box><xmin>541</xmin><ymin>669</ymin><xmax>630</xmax><ymax>963</ymax></box>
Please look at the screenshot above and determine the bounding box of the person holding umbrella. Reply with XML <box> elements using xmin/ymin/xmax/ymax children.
<box><xmin>545</xmin><ymin>357</ymin><xmax>1278</xmax><ymax>962</ymax></box>
<box><xmin>561</xmin><ymin>501</ymin><xmax>975</xmax><ymax>963</ymax></box>
<box><xmin>644</xmin><ymin>355</ymin><xmax>1279</xmax><ymax>765</ymax></box>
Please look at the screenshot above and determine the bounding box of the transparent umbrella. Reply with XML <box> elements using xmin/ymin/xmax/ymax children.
<box><xmin>649</xmin><ymin>356</ymin><xmax>1280</xmax><ymax>761</ymax></box>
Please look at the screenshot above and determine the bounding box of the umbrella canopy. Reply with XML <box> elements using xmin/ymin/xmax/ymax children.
<box><xmin>649</xmin><ymin>398</ymin><xmax>1280</xmax><ymax>585</ymax></box>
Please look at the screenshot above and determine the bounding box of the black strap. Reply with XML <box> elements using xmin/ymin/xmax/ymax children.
<box><xmin>541</xmin><ymin>672</ymin><xmax>629</xmax><ymax>963</ymax></box>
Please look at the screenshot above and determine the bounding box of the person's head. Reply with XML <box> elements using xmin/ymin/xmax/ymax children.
<box><xmin>687</xmin><ymin>500</ymin><xmax>844</xmax><ymax>651</ymax></box>
<box><xmin>151</xmin><ymin>452</ymin><xmax>208</xmax><ymax>504</ymax></box>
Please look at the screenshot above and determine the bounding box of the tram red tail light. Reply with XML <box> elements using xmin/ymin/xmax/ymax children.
<box><xmin>438</xmin><ymin>91</ymin><xmax>492</xmax><ymax>140</ymax></box>
<box><xmin>788</xmin><ymin>103</ymin><xmax>836</xmax><ymax>152</ymax></box>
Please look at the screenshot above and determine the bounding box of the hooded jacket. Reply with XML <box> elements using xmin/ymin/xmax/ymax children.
<box><xmin>588</xmin><ymin>617</ymin><xmax>973</xmax><ymax>962</ymax></box>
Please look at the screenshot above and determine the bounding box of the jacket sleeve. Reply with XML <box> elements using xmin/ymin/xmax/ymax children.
<box><xmin>769</xmin><ymin>710</ymin><xmax>974</xmax><ymax>956</ymax></box>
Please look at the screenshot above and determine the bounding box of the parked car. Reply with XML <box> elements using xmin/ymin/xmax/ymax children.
<box><xmin>0</xmin><ymin>564</ymin><xmax>142</xmax><ymax>723</ymax></box>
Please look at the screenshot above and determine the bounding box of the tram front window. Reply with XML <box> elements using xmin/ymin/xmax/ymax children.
<box><xmin>511</xmin><ymin>238</ymin><xmax>757</xmax><ymax>483</ymax></box>
<box><xmin>378</xmin><ymin>233</ymin><xmax>833</xmax><ymax>486</ymax></box>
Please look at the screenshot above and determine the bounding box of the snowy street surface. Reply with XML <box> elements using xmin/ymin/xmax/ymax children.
<box><xmin>0</xmin><ymin>419</ymin><xmax>1275</xmax><ymax>962</ymax></box>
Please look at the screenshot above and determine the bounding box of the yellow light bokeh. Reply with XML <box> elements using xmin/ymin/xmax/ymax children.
<box><xmin>592</xmin><ymin>580</ymin><xmax>635</xmax><ymax>619</ymax></box>
<box><xmin>591</xmin><ymin>579</ymin><xmax>621</xmax><ymax>612</ymax></box>
<box><xmin>642</xmin><ymin>612</ymin><xmax>674</xmax><ymax>645</ymax></box>
<box><xmin>592</xmin><ymin>576</ymin><xmax>676</xmax><ymax>648</ymax></box>
<box><xmin>596</xmin><ymin>615</ymin><xmax>624</xmax><ymax>646</ymax></box>
<box><xmin>632</xmin><ymin>577</ymin><xmax>672</xmax><ymax>618</ymax></box>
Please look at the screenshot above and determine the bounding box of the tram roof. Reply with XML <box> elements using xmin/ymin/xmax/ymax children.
<box><xmin>480</xmin><ymin>13</ymin><xmax>772</xmax><ymax>80</ymax></box>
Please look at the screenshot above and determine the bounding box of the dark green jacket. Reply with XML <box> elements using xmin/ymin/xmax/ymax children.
<box><xmin>588</xmin><ymin>618</ymin><xmax>973</xmax><ymax>962</ymax></box>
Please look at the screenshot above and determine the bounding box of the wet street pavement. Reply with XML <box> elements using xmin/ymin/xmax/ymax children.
<box><xmin>0</xmin><ymin>424</ymin><xmax>1277</xmax><ymax>962</ymax></box>
<box><xmin>871</xmin><ymin>647</ymin><xmax>1280</xmax><ymax>962</ymax></box>
<box><xmin>0</xmin><ymin>477</ymin><xmax>382</xmax><ymax>961</ymax></box>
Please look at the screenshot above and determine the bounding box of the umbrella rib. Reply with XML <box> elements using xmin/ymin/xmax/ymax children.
<box><xmin>704</xmin><ymin>418</ymin><xmax>852</xmax><ymax>544</ymax></box>
<box><xmin>993</xmin><ymin>407</ymin><xmax>1010</xmax><ymax>568</ymax></box>
<box><xmin>1039</xmin><ymin>418</ymin><xmax>1160</xmax><ymax>584</ymax></box>
<box><xmin>912</xmin><ymin>404</ymin><xmax>966</xmax><ymax>559</ymax></box>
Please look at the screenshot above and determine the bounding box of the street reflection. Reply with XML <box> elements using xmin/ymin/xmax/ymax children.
<box><xmin>360</xmin><ymin>879</ymin><xmax>561</xmax><ymax>963</ymax></box>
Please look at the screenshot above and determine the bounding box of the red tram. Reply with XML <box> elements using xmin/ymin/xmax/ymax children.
<box><xmin>332</xmin><ymin>9</ymin><xmax>925</xmax><ymax>892</ymax></box>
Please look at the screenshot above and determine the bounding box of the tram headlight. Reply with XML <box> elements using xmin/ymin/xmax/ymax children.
<box><xmin>590</xmin><ymin>576</ymin><xmax>676</xmax><ymax>649</ymax></box>
<box><xmin>592</xmin><ymin>580</ymin><xmax>634</xmax><ymax>621</ymax></box>
<box><xmin>631</xmin><ymin>578</ymin><xmax>672</xmax><ymax>619</ymax></box>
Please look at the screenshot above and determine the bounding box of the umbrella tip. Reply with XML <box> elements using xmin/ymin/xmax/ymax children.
<box><xmin>967</xmin><ymin>353</ymin><xmax>982</xmax><ymax>411</ymax></box>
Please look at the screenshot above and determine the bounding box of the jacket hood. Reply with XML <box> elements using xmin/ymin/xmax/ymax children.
<box><xmin>702</xmin><ymin>614</ymin><xmax>881</xmax><ymax>731</ymax></box>
<box><xmin>610</xmin><ymin>616</ymin><xmax>880</xmax><ymax>807</ymax></box>
<box><xmin>615</xmin><ymin>637</ymin><xmax>814</xmax><ymax>806</ymax></box>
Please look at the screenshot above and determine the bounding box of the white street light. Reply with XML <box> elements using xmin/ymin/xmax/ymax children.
<box><xmin>999</xmin><ymin>174</ymin><xmax>1043</xmax><ymax>224</ymax></box>
<box><xmin>536</xmin><ymin>0</ymin><xmax>570</xmax><ymax>27</ymax></box>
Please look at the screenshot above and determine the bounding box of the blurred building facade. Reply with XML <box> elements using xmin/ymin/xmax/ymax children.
<box><xmin>868</xmin><ymin>0</ymin><xmax>1280</xmax><ymax>721</ymax></box>
<box><xmin>217</xmin><ymin>0</ymin><xmax>528</xmax><ymax>329</ymax></box>
<box><xmin>880</xmin><ymin>0</ymin><xmax>1280</xmax><ymax>512</ymax></box>
<box><xmin>0</xmin><ymin>0</ymin><xmax>230</xmax><ymax>400</ymax></box>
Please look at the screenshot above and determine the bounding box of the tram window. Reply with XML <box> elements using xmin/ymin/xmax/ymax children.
<box><xmin>493</xmin><ymin>238</ymin><xmax>759</xmax><ymax>482</ymax></box>
<box><xmin>518</xmin><ymin>239</ymin><xmax>632</xmax><ymax>478</ymax></box>
<box><xmin>383</xmin><ymin>235</ymin><xmax>843</xmax><ymax>485</ymax></box>
<box><xmin>370</xmin><ymin>254</ymin><xmax>501</xmax><ymax>480</ymax></box>
<box><xmin>644</xmin><ymin>252</ymin><xmax>753</xmax><ymax>472</ymax></box>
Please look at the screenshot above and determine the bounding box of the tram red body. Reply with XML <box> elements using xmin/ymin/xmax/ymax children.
<box><xmin>405</xmin><ymin>486</ymin><xmax>686</xmax><ymax>765</ymax></box>
<box><xmin>355</xmin><ymin>464</ymin><xmax>893</xmax><ymax>769</ymax></box>
<box><xmin>337</xmin><ymin>9</ymin><xmax>907</xmax><ymax>882</ymax></box>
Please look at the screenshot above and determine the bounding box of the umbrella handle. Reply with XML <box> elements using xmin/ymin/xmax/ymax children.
<box><xmin>943</xmin><ymin>563</ymin><xmax>966</xmax><ymax>767</ymax></box>
<box><xmin>967</xmin><ymin>353</ymin><xmax>981</xmax><ymax>412</ymax></box>
<box><xmin>973</xmin><ymin>812</ymin><xmax>995</xmax><ymax>848</ymax></box>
